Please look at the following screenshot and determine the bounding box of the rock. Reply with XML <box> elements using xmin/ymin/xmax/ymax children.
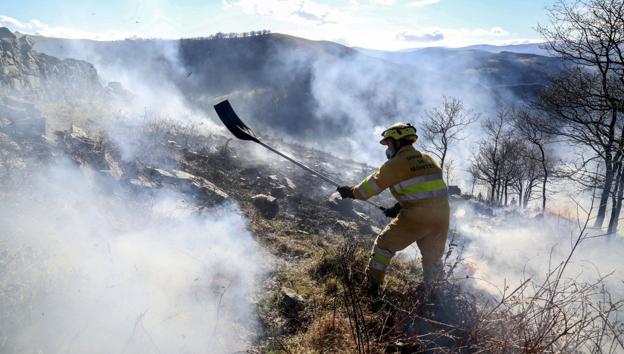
<box><xmin>103</xmin><ymin>151</ymin><xmax>123</xmax><ymax>180</ymax></box>
<box><xmin>150</xmin><ymin>168</ymin><xmax>174</xmax><ymax>179</ymax></box>
<box><xmin>270</xmin><ymin>185</ymin><xmax>288</xmax><ymax>198</ymax></box>
<box><xmin>353</xmin><ymin>210</ymin><xmax>369</xmax><ymax>221</ymax></box>
<box><xmin>268</xmin><ymin>174</ymin><xmax>279</xmax><ymax>182</ymax></box>
<box><xmin>145</xmin><ymin>167</ymin><xmax>229</xmax><ymax>204</ymax></box>
<box><xmin>359</xmin><ymin>223</ymin><xmax>382</xmax><ymax>235</ymax></box>
<box><xmin>167</xmin><ymin>140</ymin><xmax>182</xmax><ymax>149</ymax></box>
<box><xmin>327</xmin><ymin>192</ymin><xmax>356</xmax><ymax>218</ymax></box>
<box><xmin>69</xmin><ymin>124</ymin><xmax>94</xmax><ymax>144</ymax></box>
<box><xmin>0</xmin><ymin>27</ymin><xmax>16</xmax><ymax>40</ymax></box>
<box><xmin>279</xmin><ymin>287</ymin><xmax>304</xmax><ymax>319</ymax></box>
<box><xmin>448</xmin><ymin>185</ymin><xmax>461</xmax><ymax>196</ymax></box>
<box><xmin>335</xmin><ymin>220</ymin><xmax>358</xmax><ymax>232</ymax></box>
<box><xmin>172</xmin><ymin>170</ymin><xmax>195</xmax><ymax>180</ymax></box>
<box><xmin>195</xmin><ymin>178</ymin><xmax>229</xmax><ymax>202</ymax></box>
<box><xmin>284</xmin><ymin>176</ymin><xmax>297</xmax><ymax>190</ymax></box>
<box><xmin>251</xmin><ymin>194</ymin><xmax>279</xmax><ymax>219</ymax></box>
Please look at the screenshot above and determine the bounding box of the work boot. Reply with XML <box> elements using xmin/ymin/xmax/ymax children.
<box><xmin>418</xmin><ymin>282</ymin><xmax>445</xmax><ymax>307</ymax></box>
<box><xmin>366</xmin><ymin>282</ymin><xmax>385</xmax><ymax>312</ymax></box>
<box><xmin>415</xmin><ymin>282</ymin><xmax>439</xmax><ymax>306</ymax></box>
<box><xmin>366</xmin><ymin>282</ymin><xmax>380</xmax><ymax>298</ymax></box>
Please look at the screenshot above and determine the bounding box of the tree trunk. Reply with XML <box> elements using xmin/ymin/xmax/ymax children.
<box><xmin>504</xmin><ymin>183</ymin><xmax>509</xmax><ymax>206</ymax></box>
<box><xmin>490</xmin><ymin>182</ymin><xmax>496</xmax><ymax>203</ymax></box>
<box><xmin>608</xmin><ymin>163</ymin><xmax>623</xmax><ymax>235</ymax></box>
<box><xmin>538</xmin><ymin>144</ymin><xmax>548</xmax><ymax>212</ymax></box>
<box><xmin>525</xmin><ymin>180</ymin><xmax>534</xmax><ymax>208</ymax></box>
<box><xmin>595</xmin><ymin>164</ymin><xmax>614</xmax><ymax>228</ymax></box>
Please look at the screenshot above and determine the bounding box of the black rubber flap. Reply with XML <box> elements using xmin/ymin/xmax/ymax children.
<box><xmin>214</xmin><ymin>100</ymin><xmax>259</xmax><ymax>142</ymax></box>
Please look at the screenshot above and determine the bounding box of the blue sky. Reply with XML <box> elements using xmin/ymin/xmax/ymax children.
<box><xmin>0</xmin><ymin>0</ymin><xmax>553</xmax><ymax>50</ymax></box>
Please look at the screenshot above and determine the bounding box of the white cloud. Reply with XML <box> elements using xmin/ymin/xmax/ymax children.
<box><xmin>396</xmin><ymin>29</ymin><xmax>444</xmax><ymax>42</ymax></box>
<box><xmin>226</xmin><ymin>0</ymin><xmax>349</xmax><ymax>25</ymax></box>
<box><xmin>406</xmin><ymin>0</ymin><xmax>440</xmax><ymax>8</ymax></box>
<box><xmin>395</xmin><ymin>26</ymin><xmax>509</xmax><ymax>44</ymax></box>
<box><xmin>383</xmin><ymin>26</ymin><xmax>514</xmax><ymax>49</ymax></box>
<box><xmin>0</xmin><ymin>14</ymin><xmax>138</xmax><ymax>40</ymax></box>
<box><xmin>472</xmin><ymin>26</ymin><xmax>509</xmax><ymax>36</ymax></box>
<box><xmin>0</xmin><ymin>15</ymin><xmax>24</xmax><ymax>27</ymax></box>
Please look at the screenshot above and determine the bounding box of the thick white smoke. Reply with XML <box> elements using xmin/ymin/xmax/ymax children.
<box><xmin>0</xmin><ymin>160</ymin><xmax>264</xmax><ymax>354</ymax></box>
<box><xmin>450</xmin><ymin>201</ymin><xmax>622</xmax><ymax>297</ymax></box>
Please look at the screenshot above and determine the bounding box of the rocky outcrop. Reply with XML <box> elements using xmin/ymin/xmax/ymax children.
<box><xmin>0</xmin><ymin>27</ymin><xmax>103</xmax><ymax>101</ymax></box>
<box><xmin>55</xmin><ymin>125</ymin><xmax>230</xmax><ymax>206</ymax></box>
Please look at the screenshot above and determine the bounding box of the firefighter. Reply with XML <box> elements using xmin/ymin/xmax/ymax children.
<box><xmin>337</xmin><ymin>123</ymin><xmax>450</xmax><ymax>296</ymax></box>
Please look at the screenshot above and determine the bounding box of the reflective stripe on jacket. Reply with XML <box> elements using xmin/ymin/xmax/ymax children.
<box><xmin>353</xmin><ymin>146</ymin><xmax>448</xmax><ymax>205</ymax></box>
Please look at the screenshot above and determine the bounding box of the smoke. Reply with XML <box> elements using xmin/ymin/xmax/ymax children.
<box><xmin>29</xmin><ymin>33</ymin><xmax>537</xmax><ymax>191</ymax></box>
<box><xmin>0</xmin><ymin>160</ymin><xmax>265</xmax><ymax>353</ymax></box>
<box><xmin>453</xmin><ymin>201</ymin><xmax>622</xmax><ymax>297</ymax></box>
<box><xmin>296</xmin><ymin>47</ymin><xmax>500</xmax><ymax>188</ymax></box>
<box><xmin>2</xmin><ymin>30</ymin><xmax>271</xmax><ymax>354</ymax></box>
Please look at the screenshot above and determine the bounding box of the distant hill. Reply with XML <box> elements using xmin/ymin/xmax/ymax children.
<box><xmin>357</xmin><ymin>43</ymin><xmax>549</xmax><ymax>56</ymax></box>
<box><xmin>394</xmin><ymin>43</ymin><xmax>548</xmax><ymax>55</ymax></box>
<box><xmin>27</xmin><ymin>32</ymin><xmax>566</xmax><ymax>142</ymax></box>
<box><xmin>355</xmin><ymin>46</ymin><xmax>564</xmax><ymax>94</ymax></box>
<box><xmin>459</xmin><ymin>43</ymin><xmax>549</xmax><ymax>55</ymax></box>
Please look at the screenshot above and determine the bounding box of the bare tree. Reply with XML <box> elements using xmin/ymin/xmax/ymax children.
<box><xmin>511</xmin><ymin>145</ymin><xmax>544</xmax><ymax>208</ymax></box>
<box><xmin>537</xmin><ymin>0</ymin><xmax>624</xmax><ymax>230</ymax></box>
<box><xmin>469</xmin><ymin>107</ymin><xmax>553</xmax><ymax>207</ymax></box>
<box><xmin>514</xmin><ymin>109</ymin><xmax>557</xmax><ymax>211</ymax></box>
<box><xmin>423</xmin><ymin>96</ymin><xmax>478</xmax><ymax>170</ymax></box>
<box><xmin>444</xmin><ymin>158</ymin><xmax>456</xmax><ymax>185</ymax></box>
<box><xmin>470</xmin><ymin>108</ymin><xmax>513</xmax><ymax>204</ymax></box>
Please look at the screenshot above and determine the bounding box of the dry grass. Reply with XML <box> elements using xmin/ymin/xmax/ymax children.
<box><xmin>257</xmin><ymin>225</ymin><xmax>624</xmax><ymax>353</ymax></box>
<box><xmin>301</xmin><ymin>312</ymin><xmax>357</xmax><ymax>353</ymax></box>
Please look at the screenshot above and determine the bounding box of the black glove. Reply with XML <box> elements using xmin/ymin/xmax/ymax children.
<box><xmin>383</xmin><ymin>203</ymin><xmax>402</xmax><ymax>218</ymax></box>
<box><xmin>337</xmin><ymin>185</ymin><xmax>355</xmax><ymax>199</ymax></box>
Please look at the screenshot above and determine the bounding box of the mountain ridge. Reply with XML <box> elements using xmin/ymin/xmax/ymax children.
<box><xmin>23</xmin><ymin>32</ymin><xmax>566</xmax><ymax>140</ymax></box>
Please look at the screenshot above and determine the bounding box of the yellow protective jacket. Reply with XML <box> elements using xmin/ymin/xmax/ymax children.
<box><xmin>353</xmin><ymin>145</ymin><xmax>448</xmax><ymax>206</ymax></box>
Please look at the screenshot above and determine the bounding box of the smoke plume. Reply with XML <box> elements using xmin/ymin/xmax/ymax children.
<box><xmin>0</xmin><ymin>160</ymin><xmax>265</xmax><ymax>353</ymax></box>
